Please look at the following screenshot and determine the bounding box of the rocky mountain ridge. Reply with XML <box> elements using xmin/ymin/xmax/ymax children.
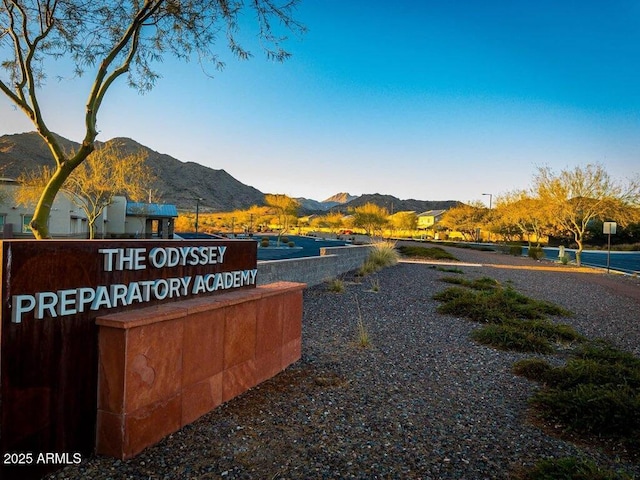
<box><xmin>0</xmin><ymin>132</ymin><xmax>458</xmax><ymax>213</ymax></box>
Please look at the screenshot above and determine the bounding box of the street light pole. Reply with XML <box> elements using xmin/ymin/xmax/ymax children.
<box><xmin>195</xmin><ymin>198</ymin><xmax>203</xmax><ymax>237</ymax></box>
<box><xmin>481</xmin><ymin>193</ymin><xmax>493</xmax><ymax>243</ymax></box>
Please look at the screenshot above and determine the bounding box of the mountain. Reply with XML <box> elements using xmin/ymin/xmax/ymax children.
<box><xmin>296</xmin><ymin>192</ymin><xmax>360</xmax><ymax>213</ymax></box>
<box><xmin>323</xmin><ymin>192</ymin><xmax>358</xmax><ymax>204</ymax></box>
<box><xmin>295</xmin><ymin>197</ymin><xmax>330</xmax><ymax>212</ymax></box>
<box><xmin>0</xmin><ymin>132</ymin><xmax>265</xmax><ymax>211</ymax></box>
<box><xmin>0</xmin><ymin>132</ymin><xmax>461</xmax><ymax>214</ymax></box>
<box><xmin>342</xmin><ymin>193</ymin><xmax>459</xmax><ymax>213</ymax></box>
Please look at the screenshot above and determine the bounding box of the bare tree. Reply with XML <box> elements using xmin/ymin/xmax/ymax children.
<box><xmin>0</xmin><ymin>0</ymin><xmax>304</xmax><ymax>238</ymax></box>
<box><xmin>16</xmin><ymin>142</ymin><xmax>155</xmax><ymax>238</ymax></box>
<box><xmin>534</xmin><ymin>164</ymin><xmax>640</xmax><ymax>266</ymax></box>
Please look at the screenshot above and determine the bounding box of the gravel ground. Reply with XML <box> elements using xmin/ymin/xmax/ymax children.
<box><xmin>48</xmin><ymin>244</ymin><xmax>640</xmax><ymax>479</ymax></box>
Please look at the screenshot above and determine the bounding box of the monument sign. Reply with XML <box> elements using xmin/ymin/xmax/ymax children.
<box><xmin>1</xmin><ymin>239</ymin><xmax>257</xmax><ymax>479</ymax></box>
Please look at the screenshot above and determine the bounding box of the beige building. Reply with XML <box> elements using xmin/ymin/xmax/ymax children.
<box><xmin>417</xmin><ymin>209</ymin><xmax>447</xmax><ymax>230</ymax></box>
<box><xmin>0</xmin><ymin>178</ymin><xmax>177</xmax><ymax>239</ymax></box>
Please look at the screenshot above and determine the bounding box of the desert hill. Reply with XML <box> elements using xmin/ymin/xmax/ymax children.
<box><xmin>0</xmin><ymin>132</ymin><xmax>459</xmax><ymax>214</ymax></box>
<box><xmin>0</xmin><ymin>132</ymin><xmax>264</xmax><ymax>211</ymax></box>
<box><xmin>341</xmin><ymin>193</ymin><xmax>458</xmax><ymax>214</ymax></box>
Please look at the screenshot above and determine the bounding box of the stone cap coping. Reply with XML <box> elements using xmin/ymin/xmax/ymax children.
<box><xmin>96</xmin><ymin>281</ymin><xmax>306</xmax><ymax>330</ymax></box>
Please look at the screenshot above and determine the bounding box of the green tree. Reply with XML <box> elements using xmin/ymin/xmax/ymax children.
<box><xmin>16</xmin><ymin>142</ymin><xmax>154</xmax><ymax>238</ymax></box>
<box><xmin>352</xmin><ymin>202</ymin><xmax>389</xmax><ymax>238</ymax></box>
<box><xmin>0</xmin><ymin>0</ymin><xmax>304</xmax><ymax>239</ymax></box>
<box><xmin>265</xmin><ymin>194</ymin><xmax>299</xmax><ymax>245</ymax></box>
<box><xmin>534</xmin><ymin>164</ymin><xmax>640</xmax><ymax>265</ymax></box>
<box><xmin>494</xmin><ymin>191</ymin><xmax>553</xmax><ymax>246</ymax></box>
<box><xmin>313</xmin><ymin>211</ymin><xmax>344</xmax><ymax>234</ymax></box>
<box><xmin>389</xmin><ymin>211</ymin><xmax>417</xmax><ymax>235</ymax></box>
<box><xmin>439</xmin><ymin>201</ymin><xmax>489</xmax><ymax>241</ymax></box>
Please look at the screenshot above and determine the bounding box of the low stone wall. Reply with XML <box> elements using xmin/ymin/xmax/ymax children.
<box><xmin>257</xmin><ymin>244</ymin><xmax>373</xmax><ymax>287</ymax></box>
<box><xmin>95</xmin><ymin>282</ymin><xmax>305</xmax><ymax>460</ymax></box>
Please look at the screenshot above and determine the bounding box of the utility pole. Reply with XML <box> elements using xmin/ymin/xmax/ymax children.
<box><xmin>195</xmin><ymin>198</ymin><xmax>203</xmax><ymax>236</ymax></box>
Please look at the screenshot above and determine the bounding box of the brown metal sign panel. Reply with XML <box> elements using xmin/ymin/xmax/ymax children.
<box><xmin>0</xmin><ymin>239</ymin><xmax>257</xmax><ymax>479</ymax></box>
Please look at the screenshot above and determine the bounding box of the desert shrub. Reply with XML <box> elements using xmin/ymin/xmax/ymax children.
<box><xmin>528</xmin><ymin>246</ymin><xmax>545</xmax><ymax>260</ymax></box>
<box><xmin>573</xmin><ymin>340</ymin><xmax>640</xmax><ymax>366</ymax></box>
<box><xmin>436</xmin><ymin>266</ymin><xmax>464</xmax><ymax>274</ymax></box>
<box><xmin>513</xmin><ymin>358</ymin><xmax>552</xmax><ymax>382</ymax></box>
<box><xmin>369</xmin><ymin>241</ymin><xmax>400</xmax><ymax>267</ymax></box>
<box><xmin>541</xmin><ymin>342</ymin><xmax>640</xmax><ymax>390</ymax></box>
<box><xmin>288</xmin><ymin>241</ymin><xmax>295</xmax><ymax>247</ymax></box>
<box><xmin>526</xmin><ymin>341</ymin><xmax>640</xmax><ymax>450</ymax></box>
<box><xmin>280</xmin><ymin>236</ymin><xmax>289</xmax><ymax>244</ymax></box>
<box><xmin>358</xmin><ymin>260</ymin><xmax>378</xmax><ymax>276</ymax></box>
<box><xmin>432</xmin><ymin>286</ymin><xmax>472</xmax><ymax>303</ymax></box>
<box><xmin>517</xmin><ymin>456</ymin><xmax>631</xmax><ymax>480</ymax></box>
<box><xmin>441</xmin><ymin>276</ymin><xmax>500</xmax><ymax>290</ymax></box>
<box><xmin>512</xmin><ymin>319</ymin><xmax>584</xmax><ymax>343</ymax></box>
<box><xmin>326</xmin><ymin>278</ymin><xmax>345</xmax><ymax>293</ymax></box>
<box><xmin>543</xmin><ymin>359</ymin><xmax>640</xmax><ymax>391</ymax></box>
<box><xmin>560</xmin><ymin>255</ymin><xmax>570</xmax><ymax>265</ymax></box>
<box><xmin>509</xmin><ymin>245</ymin><xmax>523</xmax><ymax>256</ymax></box>
<box><xmin>472</xmin><ymin>324</ymin><xmax>555</xmax><ymax>353</ymax></box>
<box><xmin>397</xmin><ymin>245</ymin><xmax>457</xmax><ymax>261</ymax></box>
<box><xmin>435</xmin><ymin>285</ymin><xmax>571</xmax><ymax>325</ymax></box>
<box><xmin>359</xmin><ymin>241</ymin><xmax>399</xmax><ymax>276</ymax></box>
<box><xmin>530</xmin><ymin>383</ymin><xmax>640</xmax><ymax>436</ymax></box>
<box><xmin>354</xmin><ymin>295</ymin><xmax>371</xmax><ymax>348</ymax></box>
<box><xmin>260</xmin><ymin>237</ymin><xmax>270</xmax><ymax>247</ymax></box>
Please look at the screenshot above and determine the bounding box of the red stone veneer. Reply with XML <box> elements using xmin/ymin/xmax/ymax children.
<box><xmin>95</xmin><ymin>281</ymin><xmax>305</xmax><ymax>459</ymax></box>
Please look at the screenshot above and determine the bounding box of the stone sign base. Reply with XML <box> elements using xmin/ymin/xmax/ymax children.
<box><xmin>95</xmin><ymin>281</ymin><xmax>305</xmax><ymax>459</ymax></box>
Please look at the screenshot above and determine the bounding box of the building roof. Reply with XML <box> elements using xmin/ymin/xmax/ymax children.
<box><xmin>126</xmin><ymin>202</ymin><xmax>178</xmax><ymax>218</ymax></box>
<box><xmin>417</xmin><ymin>209</ymin><xmax>447</xmax><ymax>217</ymax></box>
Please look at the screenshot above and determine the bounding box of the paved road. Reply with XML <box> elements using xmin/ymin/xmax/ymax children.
<box><xmin>524</xmin><ymin>246</ymin><xmax>640</xmax><ymax>275</ymax></box>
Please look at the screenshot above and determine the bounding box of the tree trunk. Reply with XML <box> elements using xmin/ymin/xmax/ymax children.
<box><xmin>30</xmin><ymin>134</ymin><xmax>95</xmax><ymax>239</ymax></box>
<box><xmin>30</xmin><ymin>167</ymin><xmax>72</xmax><ymax>239</ymax></box>
<box><xmin>575</xmin><ymin>238</ymin><xmax>583</xmax><ymax>267</ymax></box>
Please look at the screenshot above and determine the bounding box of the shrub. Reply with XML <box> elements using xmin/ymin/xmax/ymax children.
<box><xmin>530</xmin><ymin>383</ymin><xmax>640</xmax><ymax>436</ymax></box>
<box><xmin>358</xmin><ymin>260</ymin><xmax>378</xmax><ymax>276</ymax></box>
<box><xmin>440</xmin><ymin>276</ymin><xmax>500</xmax><ymax>290</ymax></box>
<box><xmin>434</xmin><ymin>284</ymin><xmax>571</xmax><ymax>325</ymax></box>
<box><xmin>260</xmin><ymin>237</ymin><xmax>270</xmax><ymax>247</ymax></box>
<box><xmin>354</xmin><ymin>295</ymin><xmax>371</xmax><ymax>348</ymax></box>
<box><xmin>574</xmin><ymin>340</ymin><xmax>640</xmax><ymax>367</ymax></box>
<box><xmin>369</xmin><ymin>241</ymin><xmax>400</xmax><ymax>267</ymax></box>
<box><xmin>471</xmin><ymin>324</ymin><xmax>555</xmax><ymax>353</ymax></box>
<box><xmin>436</xmin><ymin>266</ymin><xmax>464</xmax><ymax>274</ymax></box>
<box><xmin>288</xmin><ymin>241</ymin><xmax>295</xmax><ymax>247</ymax></box>
<box><xmin>359</xmin><ymin>241</ymin><xmax>399</xmax><ymax>276</ymax></box>
<box><xmin>509</xmin><ymin>245</ymin><xmax>523</xmax><ymax>256</ymax></box>
<box><xmin>280</xmin><ymin>236</ymin><xmax>289</xmax><ymax>244</ymax></box>
<box><xmin>326</xmin><ymin>278</ymin><xmax>345</xmax><ymax>293</ymax></box>
<box><xmin>543</xmin><ymin>358</ymin><xmax>640</xmax><ymax>391</ymax></box>
<box><xmin>560</xmin><ymin>255</ymin><xmax>570</xmax><ymax>265</ymax></box>
<box><xmin>525</xmin><ymin>341</ymin><xmax>640</xmax><ymax>451</ymax></box>
<box><xmin>513</xmin><ymin>358</ymin><xmax>552</xmax><ymax>382</ymax></box>
<box><xmin>397</xmin><ymin>245</ymin><xmax>457</xmax><ymax>261</ymax></box>
<box><xmin>517</xmin><ymin>456</ymin><xmax>631</xmax><ymax>480</ymax></box>
<box><xmin>528</xmin><ymin>246</ymin><xmax>545</xmax><ymax>260</ymax></box>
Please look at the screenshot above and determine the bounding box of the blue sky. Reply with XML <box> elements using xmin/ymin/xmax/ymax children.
<box><xmin>1</xmin><ymin>1</ymin><xmax>639</xmax><ymax>205</ymax></box>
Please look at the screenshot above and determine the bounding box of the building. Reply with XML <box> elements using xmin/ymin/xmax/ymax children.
<box><xmin>416</xmin><ymin>209</ymin><xmax>447</xmax><ymax>230</ymax></box>
<box><xmin>0</xmin><ymin>178</ymin><xmax>178</xmax><ymax>239</ymax></box>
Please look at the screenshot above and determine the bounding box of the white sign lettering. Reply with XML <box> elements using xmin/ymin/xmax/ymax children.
<box><xmin>11</xmin><ymin>244</ymin><xmax>255</xmax><ymax>323</ymax></box>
